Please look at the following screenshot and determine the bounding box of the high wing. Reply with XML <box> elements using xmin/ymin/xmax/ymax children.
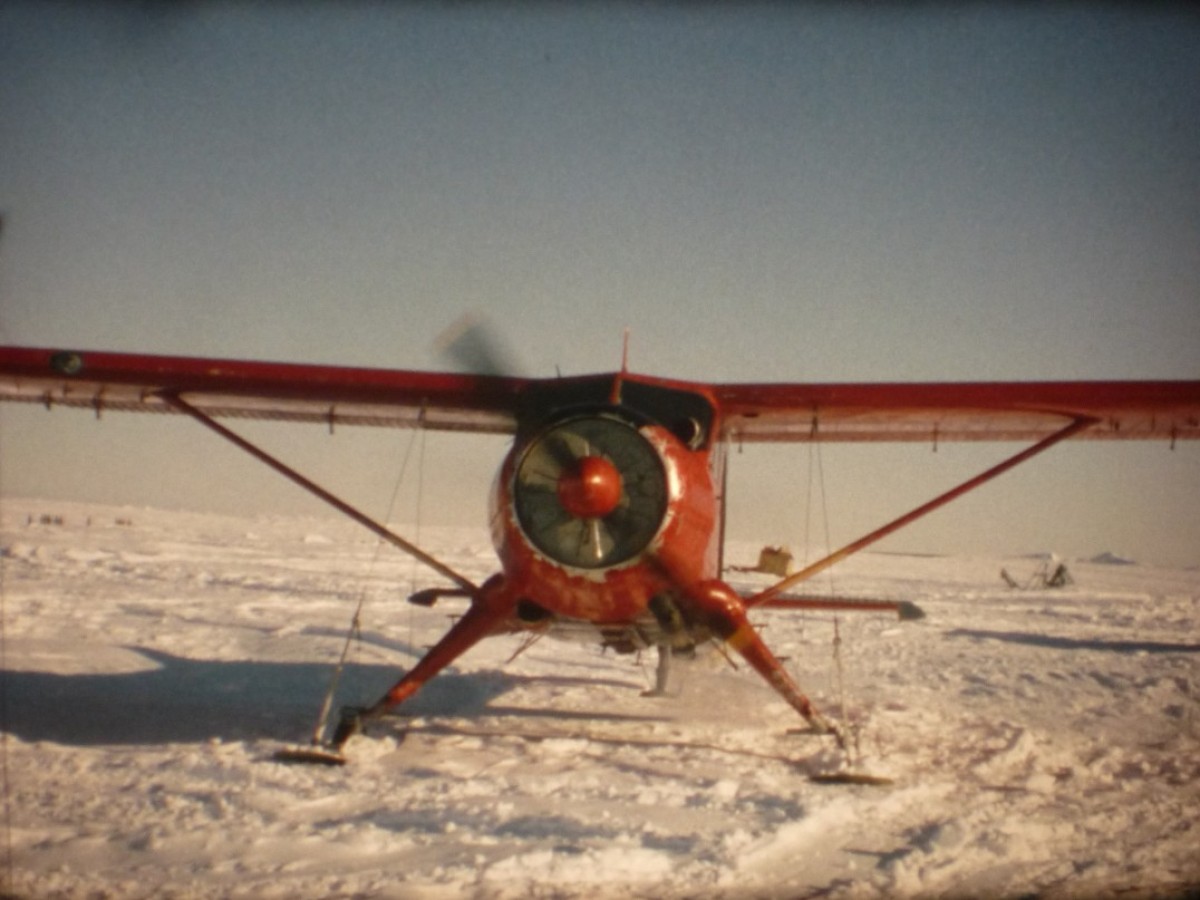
<box><xmin>714</xmin><ymin>380</ymin><xmax>1200</xmax><ymax>443</ymax></box>
<box><xmin>0</xmin><ymin>346</ymin><xmax>528</xmax><ymax>434</ymax></box>
<box><xmin>1</xmin><ymin>346</ymin><xmax>1198</xmax><ymax>443</ymax></box>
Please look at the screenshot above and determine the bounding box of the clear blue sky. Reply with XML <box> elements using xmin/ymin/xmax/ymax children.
<box><xmin>1</xmin><ymin>3</ymin><xmax>1198</xmax><ymax>566</ymax></box>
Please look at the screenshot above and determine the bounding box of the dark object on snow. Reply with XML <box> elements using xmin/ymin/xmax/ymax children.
<box><xmin>1001</xmin><ymin>559</ymin><xmax>1073</xmax><ymax>590</ymax></box>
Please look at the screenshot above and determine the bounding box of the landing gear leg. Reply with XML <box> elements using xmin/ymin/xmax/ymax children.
<box><xmin>641</xmin><ymin>644</ymin><xmax>672</xmax><ymax>697</ymax></box>
<box><xmin>328</xmin><ymin>574</ymin><xmax>517</xmax><ymax>750</ymax></box>
<box><xmin>684</xmin><ymin>580</ymin><xmax>845</xmax><ymax>748</ymax></box>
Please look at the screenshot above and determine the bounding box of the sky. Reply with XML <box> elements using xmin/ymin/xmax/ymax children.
<box><xmin>1</xmin><ymin>2</ymin><xmax>1198</xmax><ymax>566</ymax></box>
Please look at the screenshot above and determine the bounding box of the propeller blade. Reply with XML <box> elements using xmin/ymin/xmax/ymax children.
<box><xmin>517</xmin><ymin>435</ymin><xmax>577</xmax><ymax>488</ymax></box>
<box><xmin>544</xmin><ymin>430</ymin><xmax>583</xmax><ymax>471</ymax></box>
<box><xmin>435</xmin><ymin>313</ymin><xmax>523</xmax><ymax>377</ymax></box>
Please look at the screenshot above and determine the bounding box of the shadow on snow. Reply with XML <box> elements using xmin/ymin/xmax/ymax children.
<box><xmin>945</xmin><ymin>629</ymin><xmax>1200</xmax><ymax>654</ymax></box>
<box><xmin>0</xmin><ymin>647</ymin><xmax>655</xmax><ymax>747</ymax></box>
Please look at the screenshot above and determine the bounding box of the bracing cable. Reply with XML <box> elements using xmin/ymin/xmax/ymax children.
<box><xmin>308</xmin><ymin>424</ymin><xmax>424</xmax><ymax>745</ymax></box>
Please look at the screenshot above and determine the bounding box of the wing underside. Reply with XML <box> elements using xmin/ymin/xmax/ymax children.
<box><xmin>1</xmin><ymin>346</ymin><xmax>1198</xmax><ymax>443</ymax></box>
<box><xmin>713</xmin><ymin>381</ymin><xmax>1200</xmax><ymax>443</ymax></box>
<box><xmin>0</xmin><ymin>347</ymin><xmax>525</xmax><ymax>434</ymax></box>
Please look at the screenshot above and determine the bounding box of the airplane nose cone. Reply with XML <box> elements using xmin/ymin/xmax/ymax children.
<box><xmin>557</xmin><ymin>455</ymin><xmax>623</xmax><ymax>519</ymax></box>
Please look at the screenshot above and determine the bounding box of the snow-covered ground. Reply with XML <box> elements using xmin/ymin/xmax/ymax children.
<box><xmin>1</xmin><ymin>498</ymin><xmax>1197</xmax><ymax>899</ymax></box>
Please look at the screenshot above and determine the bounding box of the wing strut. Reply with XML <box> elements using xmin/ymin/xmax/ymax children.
<box><xmin>163</xmin><ymin>394</ymin><xmax>477</xmax><ymax>592</ymax></box>
<box><xmin>746</xmin><ymin>416</ymin><xmax>1096</xmax><ymax>608</ymax></box>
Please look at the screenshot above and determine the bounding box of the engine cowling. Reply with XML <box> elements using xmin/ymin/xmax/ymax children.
<box><xmin>511</xmin><ymin>415</ymin><xmax>668</xmax><ymax>569</ymax></box>
<box><xmin>490</xmin><ymin>411</ymin><xmax>717</xmax><ymax>622</ymax></box>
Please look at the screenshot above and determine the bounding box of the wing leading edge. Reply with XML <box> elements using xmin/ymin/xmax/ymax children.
<box><xmin>1</xmin><ymin>346</ymin><xmax>1198</xmax><ymax>443</ymax></box>
<box><xmin>0</xmin><ymin>346</ymin><xmax>527</xmax><ymax>434</ymax></box>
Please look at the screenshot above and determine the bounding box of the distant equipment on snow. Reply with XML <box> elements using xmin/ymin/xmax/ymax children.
<box><xmin>1001</xmin><ymin>557</ymin><xmax>1074</xmax><ymax>589</ymax></box>
<box><xmin>729</xmin><ymin>546</ymin><xmax>795</xmax><ymax>577</ymax></box>
<box><xmin>755</xmin><ymin>546</ymin><xmax>794</xmax><ymax>577</ymax></box>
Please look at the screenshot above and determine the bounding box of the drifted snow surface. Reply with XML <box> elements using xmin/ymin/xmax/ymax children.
<box><xmin>1</xmin><ymin>499</ymin><xmax>1198</xmax><ymax>899</ymax></box>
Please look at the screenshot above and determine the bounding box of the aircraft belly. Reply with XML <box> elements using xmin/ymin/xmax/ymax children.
<box><xmin>534</xmin><ymin>612</ymin><xmax>710</xmax><ymax>656</ymax></box>
<box><xmin>517</xmin><ymin>556</ymin><xmax>666</xmax><ymax>623</ymax></box>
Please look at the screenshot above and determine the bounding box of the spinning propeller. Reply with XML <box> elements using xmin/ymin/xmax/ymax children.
<box><xmin>435</xmin><ymin>312</ymin><xmax>524</xmax><ymax>378</ymax></box>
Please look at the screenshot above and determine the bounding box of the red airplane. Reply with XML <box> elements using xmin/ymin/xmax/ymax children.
<box><xmin>2</xmin><ymin>344</ymin><xmax>1198</xmax><ymax>761</ymax></box>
